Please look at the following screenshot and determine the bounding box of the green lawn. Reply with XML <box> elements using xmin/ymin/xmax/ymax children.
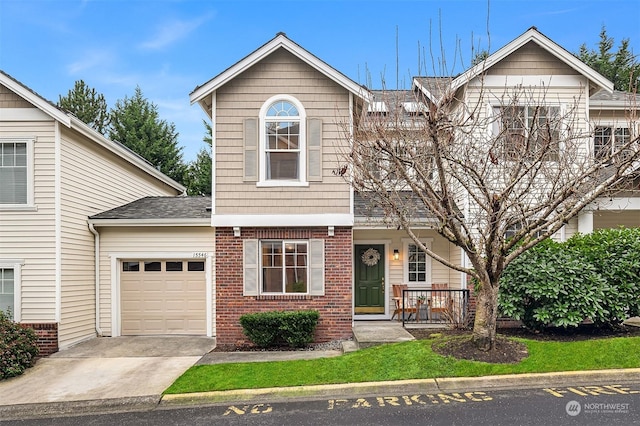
<box><xmin>164</xmin><ymin>336</ymin><xmax>640</xmax><ymax>394</ymax></box>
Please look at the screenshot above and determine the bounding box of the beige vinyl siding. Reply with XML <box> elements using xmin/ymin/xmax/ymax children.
<box><xmin>593</xmin><ymin>210</ymin><xmax>640</xmax><ymax>229</ymax></box>
<box><xmin>214</xmin><ymin>48</ymin><xmax>351</xmax><ymax>215</ymax></box>
<box><xmin>0</xmin><ymin>84</ymin><xmax>32</xmax><ymax>108</ymax></box>
<box><xmin>487</xmin><ymin>42</ymin><xmax>580</xmax><ymax>76</ymax></box>
<box><xmin>0</xmin><ymin>120</ymin><xmax>57</xmax><ymax>322</ymax></box>
<box><xmin>353</xmin><ymin>229</ymin><xmax>463</xmax><ymax>313</ymax></box>
<box><xmin>96</xmin><ymin>227</ymin><xmax>215</xmax><ymax>336</ymax></box>
<box><xmin>58</xmin><ymin>127</ymin><xmax>181</xmax><ymax>347</ymax></box>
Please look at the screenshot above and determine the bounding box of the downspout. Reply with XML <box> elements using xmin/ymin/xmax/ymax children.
<box><xmin>88</xmin><ymin>222</ymin><xmax>102</xmax><ymax>336</ymax></box>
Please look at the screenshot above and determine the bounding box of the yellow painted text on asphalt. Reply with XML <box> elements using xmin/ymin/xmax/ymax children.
<box><xmin>328</xmin><ymin>392</ymin><xmax>492</xmax><ymax>409</ymax></box>
<box><xmin>543</xmin><ymin>385</ymin><xmax>640</xmax><ymax>398</ymax></box>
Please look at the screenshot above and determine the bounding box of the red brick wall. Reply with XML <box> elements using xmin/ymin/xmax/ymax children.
<box><xmin>21</xmin><ymin>322</ymin><xmax>58</xmax><ymax>356</ymax></box>
<box><xmin>215</xmin><ymin>226</ymin><xmax>353</xmax><ymax>345</ymax></box>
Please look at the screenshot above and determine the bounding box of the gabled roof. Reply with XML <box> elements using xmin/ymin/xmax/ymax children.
<box><xmin>1</xmin><ymin>70</ymin><xmax>71</xmax><ymax>126</ymax></box>
<box><xmin>89</xmin><ymin>196</ymin><xmax>211</xmax><ymax>226</ymax></box>
<box><xmin>446</xmin><ymin>27</ymin><xmax>614</xmax><ymax>100</ymax></box>
<box><xmin>0</xmin><ymin>70</ymin><xmax>185</xmax><ymax>193</ymax></box>
<box><xmin>190</xmin><ymin>32</ymin><xmax>371</xmax><ymax>105</ymax></box>
<box><xmin>589</xmin><ymin>90</ymin><xmax>640</xmax><ymax>110</ymax></box>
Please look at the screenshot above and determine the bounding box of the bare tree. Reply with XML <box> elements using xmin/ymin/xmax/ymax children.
<box><xmin>343</xmin><ymin>76</ymin><xmax>639</xmax><ymax>351</ymax></box>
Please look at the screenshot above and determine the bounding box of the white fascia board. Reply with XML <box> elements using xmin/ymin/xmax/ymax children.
<box><xmin>590</xmin><ymin>196</ymin><xmax>640</xmax><ymax>211</ymax></box>
<box><xmin>448</xmin><ymin>28</ymin><xmax>614</xmax><ymax>101</ymax></box>
<box><xmin>68</xmin><ymin>116</ymin><xmax>185</xmax><ymax>193</ymax></box>
<box><xmin>212</xmin><ymin>213</ymin><xmax>354</xmax><ymax>227</ymax></box>
<box><xmin>190</xmin><ymin>34</ymin><xmax>372</xmax><ymax>105</ymax></box>
<box><xmin>412</xmin><ymin>78</ymin><xmax>438</xmax><ymax>103</ymax></box>
<box><xmin>0</xmin><ymin>73</ymin><xmax>71</xmax><ymax>126</ymax></box>
<box><xmin>88</xmin><ymin>218</ymin><xmax>211</xmax><ymax>227</ymax></box>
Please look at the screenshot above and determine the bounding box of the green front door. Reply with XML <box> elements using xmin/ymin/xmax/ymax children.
<box><xmin>354</xmin><ymin>245</ymin><xmax>385</xmax><ymax>314</ymax></box>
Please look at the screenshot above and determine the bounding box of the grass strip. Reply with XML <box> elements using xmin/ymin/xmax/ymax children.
<box><xmin>164</xmin><ymin>336</ymin><xmax>640</xmax><ymax>394</ymax></box>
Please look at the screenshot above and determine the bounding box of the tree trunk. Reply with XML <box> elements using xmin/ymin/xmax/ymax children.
<box><xmin>472</xmin><ymin>281</ymin><xmax>499</xmax><ymax>351</ymax></box>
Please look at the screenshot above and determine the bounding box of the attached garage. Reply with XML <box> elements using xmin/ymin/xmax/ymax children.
<box><xmin>88</xmin><ymin>196</ymin><xmax>216</xmax><ymax>338</ymax></box>
<box><xmin>120</xmin><ymin>259</ymin><xmax>206</xmax><ymax>335</ymax></box>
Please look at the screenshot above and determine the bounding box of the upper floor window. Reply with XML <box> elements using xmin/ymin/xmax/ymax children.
<box><xmin>493</xmin><ymin>106</ymin><xmax>561</xmax><ymax>161</ymax></box>
<box><xmin>258</xmin><ymin>95</ymin><xmax>307</xmax><ymax>186</ymax></box>
<box><xmin>0</xmin><ymin>140</ymin><xmax>29</xmax><ymax>205</ymax></box>
<box><xmin>594</xmin><ymin>126</ymin><xmax>631</xmax><ymax>159</ymax></box>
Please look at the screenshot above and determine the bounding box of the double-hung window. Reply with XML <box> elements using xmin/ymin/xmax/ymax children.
<box><xmin>594</xmin><ymin>126</ymin><xmax>631</xmax><ymax>159</ymax></box>
<box><xmin>494</xmin><ymin>106</ymin><xmax>560</xmax><ymax>161</ymax></box>
<box><xmin>264</xmin><ymin>99</ymin><xmax>303</xmax><ymax>181</ymax></box>
<box><xmin>0</xmin><ymin>139</ymin><xmax>31</xmax><ymax>206</ymax></box>
<box><xmin>261</xmin><ymin>240</ymin><xmax>308</xmax><ymax>294</ymax></box>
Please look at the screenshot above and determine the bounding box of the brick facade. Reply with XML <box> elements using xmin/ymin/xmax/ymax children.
<box><xmin>21</xmin><ymin>322</ymin><xmax>58</xmax><ymax>356</ymax></box>
<box><xmin>215</xmin><ymin>226</ymin><xmax>353</xmax><ymax>345</ymax></box>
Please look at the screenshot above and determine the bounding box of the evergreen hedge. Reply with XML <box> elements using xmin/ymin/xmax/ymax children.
<box><xmin>499</xmin><ymin>228</ymin><xmax>640</xmax><ymax>330</ymax></box>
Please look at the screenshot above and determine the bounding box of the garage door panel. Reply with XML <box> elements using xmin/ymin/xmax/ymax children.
<box><xmin>121</xmin><ymin>260</ymin><xmax>206</xmax><ymax>335</ymax></box>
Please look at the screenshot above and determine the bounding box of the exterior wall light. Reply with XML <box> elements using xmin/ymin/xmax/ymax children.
<box><xmin>393</xmin><ymin>249</ymin><xmax>400</xmax><ymax>261</ymax></box>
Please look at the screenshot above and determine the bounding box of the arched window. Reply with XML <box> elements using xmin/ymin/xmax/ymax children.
<box><xmin>259</xmin><ymin>96</ymin><xmax>306</xmax><ymax>184</ymax></box>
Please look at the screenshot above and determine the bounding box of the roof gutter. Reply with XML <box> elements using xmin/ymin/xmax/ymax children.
<box><xmin>88</xmin><ymin>222</ymin><xmax>102</xmax><ymax>336</ymax></box>
<box><xmin>88</xmin><ymin>218</ymin><xmax>211</xmax><ymax>227</ymax></box>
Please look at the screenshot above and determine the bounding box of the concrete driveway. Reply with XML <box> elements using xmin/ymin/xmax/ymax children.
<box><xmin>0</xmin><ymin>336</ymin><xmax>215</xmax><ymax>408</ymax></box>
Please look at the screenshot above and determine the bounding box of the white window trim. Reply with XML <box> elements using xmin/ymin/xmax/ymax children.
<box><xmin>0</xmin><ymin>137</ymin><xmax>36</xmax><ymax>211</ymax></box>
<box><xmin>593</xmin><ymin>123</ymin><xmax>633</xmax><ymax>157</ymax></box>
<box><xmin>258</xmin><ymin>94</ymin><xmax>307</xmax><ymax>186</ymax></box>
<box><xmin>402</xmin><ymin>238</ymin><xmax>432</xmax><ymax>287</ymax></box>
<box><xmin>0</xmin><ymin>260</ymin><xmax>23</xmax><ymax>322</ymax></box>
<box><xmin>259</xmin><ymin>239</ymin><xmax>310</xmax><ymax>295</ymax></box>
<box><xmin>491</xmin><ymin>104</ymin><xmax>564</xmax><ymax>160</ymax></box>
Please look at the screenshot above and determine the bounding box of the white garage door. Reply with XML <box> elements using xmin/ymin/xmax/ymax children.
<box><xmin>120</xmin><ymin>260</ymin><xmax>206</xmax><ymax>335</ymax></box>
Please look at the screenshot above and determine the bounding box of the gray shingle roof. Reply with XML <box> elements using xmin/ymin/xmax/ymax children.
<box><xmin>354</xmin><ymin>191</ymin><xmax>441</xmax><ymax>226</ymax></box>
<box><xmin>90</xmin><ymin>196</ymin><xmax>211</xmax><ymax>220</ymax></box>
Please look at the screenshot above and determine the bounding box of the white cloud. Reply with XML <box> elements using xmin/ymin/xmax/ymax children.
<box><xmin>67</xmin><ymin>49</ymin><xmax>116</xmax><ymax>74</ymax></box>
<box><xmin>138</xmin><ymin>12</ymin><xmax>214</xmax><ymax>51</ymax></box>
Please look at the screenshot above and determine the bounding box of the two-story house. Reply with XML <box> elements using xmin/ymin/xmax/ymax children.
<box><xmin>0</xmin><ymin>71</ymin><xmax>185</xmax><ymax>354</ymax></box>
<box><xmin>2</xmin><ymin>27</ymin><xmax>638</xmax><ymax>353</ymax></box>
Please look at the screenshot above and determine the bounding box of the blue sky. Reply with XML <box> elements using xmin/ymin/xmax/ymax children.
<box><xmin>1</xmin><ymin>0</ymin><xmax>639</xmax><ymax>162</ymax></box>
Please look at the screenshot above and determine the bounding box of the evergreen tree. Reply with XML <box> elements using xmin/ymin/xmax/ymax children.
<box><xmin>184</xmin><ymin>120</ymin><xmax>212</xmax><ymax>196</ymax></box>
<box><xmin>109</xmin><ymin>86</ymin><xmax>186</xmax><ymax>183</ymax></box>
<box><xmin>58</xmin><ymin>80</ymin><xmax>109</xmax><ymax>134</ymax></box>
<box><xmin>577</xmin><ymin>26</ymin><xmax>638</xmax><ymax>91</ymax></box>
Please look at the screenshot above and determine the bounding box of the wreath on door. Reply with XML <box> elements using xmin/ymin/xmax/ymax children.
<box><xmin>361</xmin><ymin>247</ymin><xmax>381</xmax><ymax>266</ymax></box>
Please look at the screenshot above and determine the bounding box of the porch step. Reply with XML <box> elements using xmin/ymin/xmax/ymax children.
<box><xmin>341</xmin><ymin>340</ymin><xmax>359</xmax><ymax>353</ymax></box>
<box><xmin>352</xmin><ymin>321</ymin><xmax>415</xmax><ymax>349</ymax></box>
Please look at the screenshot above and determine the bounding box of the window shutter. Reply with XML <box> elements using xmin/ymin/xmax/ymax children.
<box><xmin>309</xmin><ymin>239</ymin><xmax>325</xmax><ymax>295</ymax></box>
<box><xmin>307</xmin><ymin>118</ymin><xmax>323</xmax><ymax>181</ymax></box>
<box><xmin>244</xmin><ymin>118</ymin><xmax>258</xmax><ymax>181</ymax></box>
<box><xmin>243</xmin><ymin>239</ymin><xmax>259</xmax><ymax>296</ymax></box>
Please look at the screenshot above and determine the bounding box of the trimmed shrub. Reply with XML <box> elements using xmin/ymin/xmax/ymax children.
<box><xmin>240</xmin><ymin>310</ymin><xmax>320</xmax><ymax>348</ymax></box>
<box><xmin>279</xmin><ymin>310</ymin><xmax>320</xmax><ymax>347</ymax></box>
<box><xmin>499</xmin><ymin>228</ymin><xmax>640</xmax><ymax>330</ymax></box>
<box><xmin>0</xmin><ymin>310</ymin><xmax>39</xmax><ymax>380</ymax></box>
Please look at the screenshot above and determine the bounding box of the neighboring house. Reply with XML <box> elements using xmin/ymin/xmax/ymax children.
<box><xmin>0</xmin><ymin>71</ymin><xmax>184</xmax><ymax>354</ymax></box>
<box><xmin>2</xmin><ymin>27</ymin><xmax>638</xmax><ymax>354</ymax></box>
